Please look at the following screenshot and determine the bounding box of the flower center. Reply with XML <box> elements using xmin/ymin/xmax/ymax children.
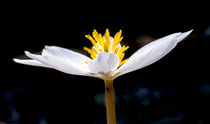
<box><xmin>84</xmin><ymin>29</ymin><xmax>129</xmax><ymax>67</ymax></box>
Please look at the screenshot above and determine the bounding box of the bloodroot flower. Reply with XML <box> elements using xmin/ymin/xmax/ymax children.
<box><xmin>14</xmin><ymin>29</ymin><xmax>192</xmax><ymax>124</ymax></box>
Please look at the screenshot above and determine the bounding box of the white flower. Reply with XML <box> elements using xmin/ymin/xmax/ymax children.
<box><xmin>13</xmin><ymin>29</ymin><xmax>192</xmax><ymax>80</ymax></box>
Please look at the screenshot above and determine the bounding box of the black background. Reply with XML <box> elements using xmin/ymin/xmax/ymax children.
<box><xmin>1</xmin><ymin>11</ymin><xmax>210</xmax><ymax>124</ymax></box>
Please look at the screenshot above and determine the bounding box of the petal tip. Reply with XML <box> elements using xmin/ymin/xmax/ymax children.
<box><xmin>185</xmin><ymin>29</ymin><xmax>193</xmax><ymax>34</ymax></box>
<box><xmin>24</xmin><ymin>51</ymin><xmax>34</xmax><ymax>58</ymax></box>
<box><xmin>24</xmin><ymin>51</ymin><xmax>29</xmax><ymax>53</ymax></box>
<box><xmin>24</xmin><ymin>51</ymin><xmax>30</xmax><ymax>55</ymax></box>
<box><xmin>176</xmin><ymin>29</ymin><xmax>193</xmax><ymax>43</ymax></box>
<box><xmin>13</xmin><ymin>58</ymin><xmax>24</xmax><ymax>64</ymax></box>
<box><xmin>13</xmin><ymin>58</ymin><xmax>19</xmax><ymax>62</ymax></box>
<box><xmin>183</xmin><ymin>29</ymin><xmax>193</xmax><ymax>36</ymax></box>
<box><xmin>45</xmin><ymin>45</ymin><xmax>51</xmax><ymax>49</ymax></box>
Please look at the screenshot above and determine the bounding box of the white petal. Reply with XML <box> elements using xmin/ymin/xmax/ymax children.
<box><xmin>114</xmin><ymin>30</ymin><xmax>192</xmax><ymax>77</ymax></box>
<box><xmin>13</xmin><ymin>58</ymin><xmax>50</xmax><ymax>68</ymax></box>
<box><xmin>24</xmin><ymin>47</ymin><xmax>92</xmax><ymax>76</ymax></box>
<box><xmin>88</xmin><ymin>52</ymin><xmax>119</xmax><ymax>74</ymax></box>
<box><xmin>175</xmin><ymin>30</ymin><xmax>193</xmax><ymax>42</ymax></box>
<box><xmin>43</xmin><ymin>46</ymin><xmax>91</xmax><ymax>71</ymax></box>
<box><xmin>110</xmin><ymin>36</ymin><xmax>114</xmax><ymax>47</ymax></box>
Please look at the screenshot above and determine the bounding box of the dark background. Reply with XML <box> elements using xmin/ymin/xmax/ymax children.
<box><xmin>1</xmin><ymin>22</ymin><xmax>210</xmax><ymax>124</ymax></box>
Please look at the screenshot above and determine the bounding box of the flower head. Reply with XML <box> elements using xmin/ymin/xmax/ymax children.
<box><xmin>14</xmin><ymin>29</ymin><xmax>192</xmax><ymax>80</ymax></box>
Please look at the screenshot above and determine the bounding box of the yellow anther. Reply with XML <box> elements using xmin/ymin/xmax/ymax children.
<box><xmin>119</xmin><ymin>53</ymin><xmax>125</xmax><ymax>62</ymax></box>
<box><xmin>84</xmin><ymin>29</ymin><xmax>129</xmax><ymax>67</ymax></box>
<box><xmin>91</xmin><ymin>47</ymin><xmax>99</xmax><ymax>54</ymax></box>
<box><xmin>119</xmin><ymin>58</ymin><xmax>129</xmax><ymax>67</ymax></box>
<box><xmin>112</xmin><ymin>30</ymin><xmax>123</xmax><ymax>51</ymax></box>
<box><xmin>85</xmin><ymin>35</ymin><xmax>101</xmax><ymax>51</ymax></box>
<box><xmin>104</xmin><ymin>29</ymin><xmax>111</xmax><ymax>52</ymax></box>
<box><xmin>117</xmin><ymin>30</ymin><xmax>122</xmax><ymax>40</ymax></box>
<box><xmin>116</xmin><ymin>45</ymin><xmax>129</xmax><ymax>68</ymax></box>
<box><xmin>92</xmin><ymin>29</ymin><xmax>99</xmax><ymax>41</ymax></box>
<box><xmin>113</xmin><ymin>32</ymin><xmax>119</xmax><ymax>46</ymax></box>
<box><xmin>114</xmin><ymin>46</ymin><xmax>120</xmax><ymax>54</ymax></box>
<box><xmin>92</xmin><ymin>30</ymin><xmax>104</xmax><ymax>49</ymax></box>
<box><xmin>84</xmin><ymin>47</ymin><xmax>93</xmax><ymax>54</ymax></box>
<box><xmin>115</xmin><ymin>36</ymin><xmax>123</xmax><ymax>47</ymax></box>
<box><xmin>84</xmin><ymin>47</ymin><xmax>96</xmax><ymax>59</ymax></box>
<box><xmin>122</xmin><ymin>46</ymin><xmax>129</xmax><ymax>52</ymax></box>
<box><xmin>117</xmin><ymin>46</ymin><xmax>129</xmax><ymax>56</ymax></box>
<box><xmin>98</xmin><ymin>33</ymin><xmax>104</xmax><ymax>49</ymax></box>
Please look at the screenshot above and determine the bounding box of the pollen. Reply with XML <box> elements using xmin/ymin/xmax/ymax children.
<box><xmin>84</xmin><ymin>29</ymin><xmax>129</xmax><ymax>67</ymax></box>
<box><xmin>85</xmin><ymin>60</ymin><xmax>89</xmax><ymax>64</ymax></box>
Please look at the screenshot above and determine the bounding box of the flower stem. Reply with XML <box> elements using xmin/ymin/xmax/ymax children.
<box><xmin>104</xmin><ymin>79</ymin><xmax>116</xmax><ymax>124</ymax></box>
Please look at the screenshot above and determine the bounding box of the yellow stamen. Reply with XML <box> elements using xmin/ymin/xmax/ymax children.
<box><xmin>85</xmin><ymin>35</ymin><xmax>101</xmax><ymax>51</ymax></box>
<box><xmin>114</xmin><ymin>30</ymin><xmax>122</xmax><ymax>42</ymax></box>
<box><xmin>104</xmin><ymin>29</ymin><xmax>111</xmax><ymax>52</ymax></box>
<box><xmin>118</xmin><ymin>53</ymin><xmax>125</xmax><ymax>62</ymax></box>
<box><xmin>114</xmin><ymin>46</ymin><xmax>120</xmax><ymax>54</ymax></box>
<box><xmin>92</xmin><ymin>29</ymin><xmax>99</xmax><ymax>42</ymax></box>
<box><xmin>85</xmin><ymin>60</ymin><xmax>89</xmax><ymax>64</ymax></box>
<box><xmin>91</xmin><ymin>47</ymin><xmax>99</xmax><ymax>54</ymax></box>
<box><xmin>112</xmin><ymin>33</ymin><xmax>119</xmax><ymax>49</ymax></box>
<box><xmin>119</xmin><ymin>58</ymin><xmax>129</xmax><ymax>67</ymax></box>
<box><xmin>117</xmin><ymin>46</ymin><xmax>129</xmax><ymax>56</ymax></box>
<box><xmin>116</xmin><ymin>45</ymin><xmax>129</xmax><ymax>68</ymax></box>
<box><xmin>92</xmin><ymin>30</ymin><xmax>103</xmax><ymax>48</ymax></box>
<box><xmin>84</xmin><ymin>29</ymin><xmax>130</xmax><ymax>67</ymax></box>
<box><xmin>115</xmin><ymin>36</ymin><xmax>123</xmax><ymax>47</ymax></box>
<box><xmin>98</xmin><ymin>33</ymin><xmax>104</xmax><ymax>49</ymax></box>
<box><xmin>84</xmin><ymin>47</ymin><xmax>96</xmax><ymax>59</ymax></box>
<box><xmin>112</xmin><ymin>30</ymin><xmax>123</xmax><ymax>51</ymax></box>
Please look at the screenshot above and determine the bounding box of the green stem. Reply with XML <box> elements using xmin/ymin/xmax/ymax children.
<box><xmin>104</xmin><ymin>79</ymin><xmax>116</xmax><ymax>124</ymax></box>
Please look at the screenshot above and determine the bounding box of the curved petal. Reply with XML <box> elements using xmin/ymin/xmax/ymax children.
<box><xmin>21</xmin><ymin>46</ymin><xmax>94</xmax><ymax>76</ymax></box>
<box><xmin>88</xmin><ymin>52</ymin><xmax>119</xmax><ymax>74</ymax></box>
<box><xmin>114</xmin><ymin>30</ymin><xmax>192</xmax><ymax>78</ymax></box>
<box><xmin>25</xmin><ymin>51</ymin><xmax>92</xmax><ymax>76</ymax></box>
<box><xmin>43</xmin><ymin>46</ymin><xmax>91</xmax><ymax>71</ymax></box>
<box><xmin>13</xmin><ymin>59</ymin><xmax>51</xmax><ymax>68</ymax></box>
